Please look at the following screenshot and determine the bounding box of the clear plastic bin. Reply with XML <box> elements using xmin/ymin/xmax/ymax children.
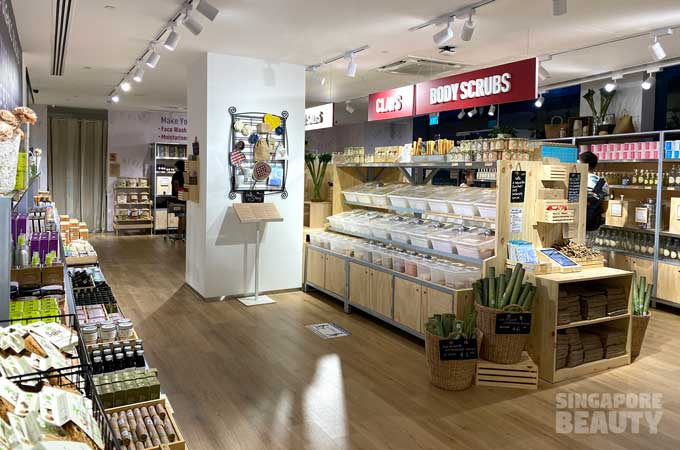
<box><xmin>406</xmin><ymin>226</ymin><xmax>432</xmax><ymax>249</ymax></box>
<box><xmin>474</xmin><ymin>200</ymin><xmax>497</xmax><ymax>219</ymax></box>
<box><xmin>330</xmin><ymin>237</ymin><xmax>353</xmax><ymax>256</ymax></box>
<box><xmin>370</xmin><ymin>247</ymin><xmax>385</xmax><ymax>266</ymax></box>
<box><xmin>390</xmin><ymin>223</ymin><xmax>412</xmax><ymax>245</ymax></box>
<box><xmin>450</xmin><ymin>201</ymin><xmax>479</xmax><ymax>217</ymax></box>
<box><xmin>309</xmin><ymin>233</ymin><xmax>323</xmax><ymax>247</ymax></box>
<box><xmin>430</xmin><ymin>262</ymin><xmax>450</xmax><ymax>285</ymax></box>
<box><xmin>430</xmin><ymin>230</ymin><xmax>459</xmax><ymax>254</ymax></box>
<box><xmin>456</xmin><ymin>235</ymin><xmax>495</xmax><ymax>259</ymax></box>
<box><xmin>404</xmin><ymin>255</ymin><xmax>419</xmax><ymax>277</ymax></box>
<box><xmin>353</xmin><ymin>242</ymin><xmax>372</xmax><ymax>262</ymax></box>
<box><xmin>416</xmin><ymin>257</ymin><xmax>433</xmax><ymax>281</ymax></box>
<box><xmin>391</xmin><ymin>251</ymin><xmax>406</xmax><ymax>273</ymax></box>
<box><xmin>378</xmin><ymin>249</ymin><xmax>393</xmax><ymax>269</ymax></box>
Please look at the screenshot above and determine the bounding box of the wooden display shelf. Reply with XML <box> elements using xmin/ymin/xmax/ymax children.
<box><xmin>556</xmin><ymin>313</ymin><xmax>629</xmax><ymax>330</ymax></box>
<box><xmin>608</xmin><ymin>184</ymin><xmax>680</xmax><ymax>191</ymax></box>
<box><xmin>115</xmin><ymin>202</ymin><xmax>153</xmax><ymax>206</ymax></box>
<box><xmin>114</xmin><ymin>186</ymin><xmax>151</xmax><ymax>190</ymax></box>
<box><xmin>553</xmin><ymin>354</ymin><xmax>630</xmax><ymax>383</ymax></box>
<box><xmin>106</xmin><ymin>396</ymin><xmax>185</xmax><ymax>450</ymax></box>
<box><xmin>529</xmin><ymin>267</ymin><xmax>633</xmax><ymax>383</ymax></box>
<box><xmin>65</xmin><ymin>255</ymin><xmax>99</xmax><ymax>266</ymax></box>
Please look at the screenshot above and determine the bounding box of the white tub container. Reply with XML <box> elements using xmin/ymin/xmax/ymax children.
<box><xmin>430</xmin><ymin>231</ymin><xmax>458</xmax><ymax>254</ymax></box>
<box><xmin>390</xmin><ymin>223</ymin><xmax>411</xmax><ymax>245</ymax></box>
<box><xmin>370</xmin><ymin>247</ymin><xmax>385</xmax><ymax>266</ymax></box>
<box><xmin>367</xmin><ymin>193</ymin><xmax>390</xmax><ymax>207</ymax></box>
<box><xmin>406</xmin><ymin>227</ymin><xmax>432</xmax><ymax>249</ymax></box>
<box><xmin>353</xmin><ymin>242</ymin><xmax>372</xmax><ymax>262</ymax></box>
<box><xmin>427</xmin><ymin>198</ymin><xmax>452</xmax><ymax>213</ymax></box>
<box><xmin>309</xmin><ymin>233</ymin><xmax>323</xmax><ymax>247</ymax></box>
<box><xmin>342</xmin><ymin>190</ymin><xmax>359</xmax><ymax>203</ymax></box>
<box><xmin>475</xmin><ymin>200</ymin><xmax>497</xmax><ymax>219</ymax></box>
<box><xmin>430</xmin><ymin>263</ymin><xmax>449</xmax><ymax>285</ymax></box>
<box><xmin>330</xmin><ymin>237</ymin><xmax>352</xmax><ymax>256</ymax></box>
<box><xmin>443</xmin><ymin>267</ymin><xmax>481</xmax><ymax>289</ymax></box>
<box><xmin>406</xmin><ymin>196</ymin><xmax>429</xmax><ymax>211</ymax></box>
<box><xmin>356</xmin><ymin>192</ymin><xmax>372</xmax><ymax>204</ymax></box>
<box><xmin>450</xmin><ymin>201</ymin><xmax>479</xmax><ymax>217</ymax></box>
<box><xmin>416</xmin><ymin>258</ymin><xmax>434</xmax><ymax>281</ymax></box>
<box><xmin>456</xmin><ymin>236</ymin><xmax>495</xmax><ymax>259</ymax></box>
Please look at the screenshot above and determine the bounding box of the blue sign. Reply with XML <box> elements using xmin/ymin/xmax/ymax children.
<box><xmin>429</xmin><ymin>113</ymin><xmax>439</xmax><ymax>126</ymax></box>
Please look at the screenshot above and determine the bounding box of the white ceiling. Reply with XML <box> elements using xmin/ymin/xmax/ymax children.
<box><xmin>13</xmin><ymin>0</ymin><xmax>680</xmax><ymax>111</ymax></box>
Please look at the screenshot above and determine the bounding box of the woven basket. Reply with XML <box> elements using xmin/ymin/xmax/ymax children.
<box><xmin>425</xmin><ymin>330</ymin><xmax>482</xmax><ymax>391</ymax></box>
<box><xmin>475</xmin><ymin>303</ymin><xmax>530</xmax><ymax>364</ymax></box>
<box><xmin>631</xmin><ymin>314</ymin><xmax>650</xmax><ymax>360</ymax></box>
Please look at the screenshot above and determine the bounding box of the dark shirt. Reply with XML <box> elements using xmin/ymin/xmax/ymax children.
<box><xmin>171</xmin><ymin>171</ymin><xmax>184</xmax><ymax>198</ymax></box>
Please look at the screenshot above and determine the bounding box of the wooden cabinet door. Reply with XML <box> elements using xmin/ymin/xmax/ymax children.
<box><xmin>607</xmin><ymin>252</ymin><xmax>631</xmax><ymax>271</ymax></box>
<box><xmin>370</xmin><ymin>269</ymin><xmax>393</xmax><ymax>318</ymax></box>
<box><xmin>349</xmin><ymin>263</ymin><xmax>370</xmax><ymax>308</ymax></box>
<box><xmin>421</xmin><ymin>287</ymin><xmax>454</xmax><ymax>333</ymax></box>
<box><xmin>656</xmin><ymin>262</ymin><xmax>680</xmax><ymax>305</ymax></box>
<box><xmin>630</xmin><ymin>257</ymin><xmax>654</xmax><ymax>281</ymax></box>
<box><xmin>324</xmin><ymin>254</ymin><xmax>347</xmax><ymax>298</ymax></box>
<box><xmin>306</xmin><ymin>248</ymin><xmax>325</xmax><ymax>287</ymax></box>
<box><xmin>394</xmin><ymin>277</ymin><xmax>422</xmax><ymax>332</ymax></box>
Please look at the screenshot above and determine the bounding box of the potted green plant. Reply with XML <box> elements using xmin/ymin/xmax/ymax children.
<box><xmin>631</xmin><ymin>272</ymin><xmax>652</xmax><ymax>360</ymax></box>
<box><xmin>583</xmin><ymin>88</ymin><xmax>617</xmax><ymax>134</ymax></box>
<box><xmin>488</xmin><ymin>127</ymin><xmax>517</xmax><ymax>139</ymax></box>
<box><xmin>305</xmin><ymin>152</ymin><xmax>332</xmax><ymax>202</ymax></box>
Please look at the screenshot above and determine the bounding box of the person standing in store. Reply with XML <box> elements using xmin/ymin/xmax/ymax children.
<box><xmin>580</xmin><ymin>151</ymin><xmax>609</xmax><ymax>237</ymax></box>
<box><xmin>171</xmin><ymin>160</ymin><xmax>186</xmax><ymax>239</ymax></box>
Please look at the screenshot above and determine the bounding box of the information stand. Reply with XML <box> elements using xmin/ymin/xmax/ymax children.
<box><xmin>233</xmin><ymin>203</ymin><xmax>284</xmax><ymax>306</ymax></box>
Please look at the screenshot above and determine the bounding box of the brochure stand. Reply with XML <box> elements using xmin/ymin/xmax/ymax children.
<box><xmin>233</xmin><ymin>203</ymin><xmax>284</xmax><ymax>306</ymax></box>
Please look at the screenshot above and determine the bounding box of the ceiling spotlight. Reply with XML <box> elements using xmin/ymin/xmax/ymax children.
<box><xmin>196</xmin><ymin>0</ymin><xmax>219</xmax><ymax>21</ymax></box>
<box><xmin>467</xmin><ymin>107</ymin><xmax>478</xmax><ymax>117</ymax></box>
<box><xmin>460</xmin><ymin>11</ymin><xmax>475</xmax><ymax>42</ymax></box>
<box><xmin>182</xmin><ymin>9</ymin><xmax>203</xmax><ymax>36</ymax></box>
<box><xmin>308</xmin><ymin>65</ymin><xmax>327</xmax><ymax>86</ymax></box>
<box><xmin>345</xmin><ymin>101</ymin><xmax>354</xmax><ymax>114</ymax></box>
<box><xmin>120</xmin><ymin>80</ymin><xmax>131</xmax><ymax>92</ymax></box>
<box><xmin>346</xmin><ymin>53</ymin><xmax>358</xmax><ymax>78</ymax></box>
<box><xmin>132</xmin><ymin>67</ymin><xmax>144</xmax><ymax>83</ymax></box>
<box><xmin>534</xmin><ymin>95</ymin><xmax>544</xmax><ymax>108</ymax></box>
<box><xmin>604</xmin><ymin>82</ymin><xmax>616</xmax><ymax>92</ymax></box>
<box><xmin>458</xmin><ymin>109</ymin><xmax>466</xmax><ymax>119</ymax></box>
<box><xmin>488</xmin><ymin>104</ymin><xmax>496</xmax><ymax>116</ymax></box>
<box><xmin>641</xmin><ymin>74</ymin><xmax>654</xmax><ymax>90</ymax></box>
<box><xmin>146</xmin><ymin>49</ymin><xmax>160</xmax><ymax>68</ymax></box>
<box><xmin>649</xmin><ymin>29</ymin><xmax>672</xmax><ymax>62</ymax></box>
<box><xmin>552</xmin><ymin>0</ymin><xmax>567</xmax><ymax>16</ymax></box>
<box><xmin>164</xmin><ymin>26</ymin><xmax>180</xmax><ymax>51</ymax></box>
<box><xmin>111</xmin><ymin>93</ymin><xmax>120</xmax><ymax>103</ymax></box>
<box><xmin>433</xmin><ymin>20</ymin><xmax>454</xmax><ymax>46</ymax></box>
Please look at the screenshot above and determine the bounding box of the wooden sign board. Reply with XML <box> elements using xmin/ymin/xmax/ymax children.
<box><xmin>439</xmin><ymin>337</ymin><xmax>478</xmax><ymax>360</ymax></box>
<box><xmin>233</xmin><ymin>203</ymin><xmax>283</xmax><ymax>224</ymax></box>
<box><xmin>495</xmin><ymin>313</ymin><xmax>532</xmax><ymax>335</ymax></box>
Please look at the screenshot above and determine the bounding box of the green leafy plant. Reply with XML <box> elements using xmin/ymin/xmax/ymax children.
<box><xmin>305</xmin><ymin>152</ymin><xmax>332</xmax><ymax>202</ymax></box>
<box><xmin>583</xmin><ymin>89</ymin><xmax>597</xmax><ymax>117</ymax></box>
<box><xmin>599</xmin><ymin>88</ymin><xmax>616</xmax><ymax>117</ymax></box>
<box><xmin>488</xmin><ymin>126</ymin><xmax>517</xmax><ymax>138</ymax></box>
<box><xmin>425</xmin><ymin>308</ymin><xmax>477</xmax><ymax>339</ymax></box>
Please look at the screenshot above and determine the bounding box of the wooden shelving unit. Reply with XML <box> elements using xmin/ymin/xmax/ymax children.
<box><xmin>529</xmin><ymin>267</ymin><xmax>633</xmax><ymax>383</ymax></box>
<box><xmin>113</xmin><ymin>183</ymin><xmax>153</xmax><ymax>236</ymax></box>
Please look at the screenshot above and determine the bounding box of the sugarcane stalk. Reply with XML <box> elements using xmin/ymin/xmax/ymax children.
<box><xmin>517</xmin><ymin>283</ymin><xmax>532</xmax><ymax>310</ymax></box>
<box><xmin>473</xmin><ymin>281</ymin><xmax>483</xmax><ymax>306</ymax></box>
<box><xmin>489</xmin><ymin>274</ymin><xmax>496</xmax><ymax>308</ymax></box>
<box><xmin>501</xmin><ymin>264</ymin><xmax>521</xmax><ymax>307</ymax></box>
<box><xmin>482</xmin><ymin>277</ymin><xmax>489</xmax><ymax>307</ymax></box>
<box><xmin>509</xmin><ymin>268</ymin><xmax>526</xmax><ymax>305</ymax></box>
<box><xmin>497</xmin><ymin>276</ymin><xmax>507</xmax><ymax>309</ymax></box>
<box><xmin>643</xmin><ymin>284</ymin><xmax>652</xmax><ymax>316</ymax></box>
<box><xmin>524</xmin><ymin>286</ymin><xmax>536</xmax><ymax>311</ymax></box>
<box><xmin>632</xmin><ymin>273</ymin><xmax>638</xmax><ymax>314</ymax></box>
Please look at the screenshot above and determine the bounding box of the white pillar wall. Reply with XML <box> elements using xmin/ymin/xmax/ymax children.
<box><xmin>186</xmin><ymin>53</ymin><xmax>305</xmax><ymax>298</ymax></box>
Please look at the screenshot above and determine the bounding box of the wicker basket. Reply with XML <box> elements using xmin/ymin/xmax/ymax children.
<box><xmin>631</xmin><ymin>314</ymin><xmax>650</xmax><ymax>360</ymax></box>
<box><xmin>425</xmin><ymin>330</ymin><xmax>482</xmax><ymax>391</ymax></box>
<box><xmin>475</xmin><ymin>303</ymin><xmax>530</xmax><ymax>364</ymax></box>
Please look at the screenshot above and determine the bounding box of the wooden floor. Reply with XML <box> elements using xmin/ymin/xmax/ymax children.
<box><xmin>92</xmin><ymin>234</ymin><xmax>680</xmax><ymax>450</ymax></box>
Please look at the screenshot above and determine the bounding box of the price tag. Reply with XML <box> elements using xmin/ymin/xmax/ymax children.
<box><xmin>242</xmin><ymin>191</ymin><xmax>265</xmax><ymax>203</ymax></box>
<box><xmin>635</xmin><ymin>207</ymin><xmax>648</xmax><ymax>224</ymax></box>
<box><xmin>495</xmin><ymin>313</ymin><xmax>532</xmax><ymax>334</ymax></box>
<box><xmin>568</xmin><ymin>173</ymin><xmax>581</xmax><ymax>203</ymax></box>
<box><xmin>510</xmin><ymin>171</ymin><xmax>526</xmax><ymax>203</ymax></box>
<box><xmin>610</xmin><ymin>202</ymin><xmax>623</xmax><ymax>217</ymax></box>
<box><xmin>439</xmin><ymin>337</ymin><xmax>478</xmax><ymax>360</ymax></box>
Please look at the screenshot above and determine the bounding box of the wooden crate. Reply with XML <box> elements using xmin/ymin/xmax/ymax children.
<box><xmin>606</xmin><ymin>198</ymin><xmax>638</xmax><ymax>228</ymax></box>
<box><xmin>106</xmin><ymin>396</ymin><xmax>185</xmax><ymax>450</ymax></box>
<box><xmin>476</xmin><ymin>352</ymin><xmax>538</xmax><ymax>389</ymax></box>
<box><xmin>304</xmin><ymin>201</ymin><xmax>332</xmax><ymax>228</ymax></box>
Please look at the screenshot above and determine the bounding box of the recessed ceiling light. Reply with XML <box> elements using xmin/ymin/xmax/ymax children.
<box><xmin>104</xmin><ymin>5</ymin><xmax>116</xmax><ymax>10</ymax></box>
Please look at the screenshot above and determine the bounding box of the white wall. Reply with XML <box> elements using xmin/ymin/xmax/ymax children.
<box><xmin>580</xmin><ymin>73</ymin><xmax>643</xmax><ymax>132</ymax></box>
<box><xmin>186</xmin><ymin>53</ymin><xmax>305</xmax><ymax>298</ymax></box>
<box><xmin>29</xmin><ymin>104</ymin><xmax>48</xmax><ymax>190</ymax></box>
<box><xmin>106</xmin><ymin>110</ymin><xmax>187</xmax><ymax>230</ymax></box>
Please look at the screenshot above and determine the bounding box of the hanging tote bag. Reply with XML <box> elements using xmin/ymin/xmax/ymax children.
<box><xmin>254</xmin><ymin>136</ymin><xmax>271</xmax><ymax>161</ymax></box>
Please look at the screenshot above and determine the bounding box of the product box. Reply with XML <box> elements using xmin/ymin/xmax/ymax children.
<box><xmin>41</xmin><ymin>263</ymin><xmax>65</xmax><ymax>285</ymax></box>
<box><xmin>11</xmin><ymin>267</ymin><xmax>42</xmax><ymax>287</ymax></box>
<box><xmin>606</xmin><ymin>199</ymin><xmax>638</xmax><ymax>228</ymax></box>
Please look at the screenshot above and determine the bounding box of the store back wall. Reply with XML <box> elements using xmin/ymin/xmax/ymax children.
<box><xmin>306</xmin><ymin>118</ymin><xmax>413</xmax><ymax>153</ymax></box>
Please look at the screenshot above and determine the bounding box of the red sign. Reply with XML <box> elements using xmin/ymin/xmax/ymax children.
<box><xmin>414</xmin><ymin>58</ymin><xmax>537</xmax><ymax>116</ymax></box>
<box><xmin>368</xmin><ymin>85</ymin><xmax>415</xmax><ymax>121</ymax></box>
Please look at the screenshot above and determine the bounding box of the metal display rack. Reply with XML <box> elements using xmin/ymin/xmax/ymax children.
<box><xmin>543</xmin><ymin>129</ymin><xmax>680</xmax><ymax>308</ymax></box>
<box><xmin>150</xmin><ymin>142</ymin><xmax>188</xmax><ymax>232</ymax></box>
<box><xmin>228</xmin><ymin>107</ymin><xmax>288</xmax><ymax>200</ymax></box>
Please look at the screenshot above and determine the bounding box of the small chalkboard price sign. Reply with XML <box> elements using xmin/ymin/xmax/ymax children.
<box><xmin>242</xmin><ymin>191</ymin><xmax>265</xmax><ymax>203</ymax></box>
<box><xmin>495</xmin><ymin>313</ymin><xmax>532</xmax><ymax>334</ymax></box>
<box><xmin>510</xmin><ymin>171</ymin><xmax>526</xmax><ymax>203</ymax></box>
<box><xmin>439</xmin><ymin>337</ymin><xmax>478</xmax><ymax>360</ymax></box>
<box><xmin>568</xmin><ymin>173</ymin><xmax>581</xmax><ymax>203</ymax></box>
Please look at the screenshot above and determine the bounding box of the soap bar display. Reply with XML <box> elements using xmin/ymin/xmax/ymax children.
<box><xmin>95</xmin><ymin>368</ymin><xmax>161</xmax><ymax>409</ymax></box>
<box><xmin>9</xmin><ymin>297</ymin><xmax>61</xmax><ymax>324</ymax></box>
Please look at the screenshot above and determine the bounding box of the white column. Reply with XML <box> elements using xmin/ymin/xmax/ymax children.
<box><xmin>186</xmin><ymin>53</ymin><xmax>305</xmax><ymax>298</ymax></box>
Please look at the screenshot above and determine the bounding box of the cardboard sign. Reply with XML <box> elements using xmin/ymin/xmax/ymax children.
<box><xmin>635</xmin><ymin>207</ymin><xmax>648</xmax><ymax>224</ymax></box>
<box><xmin>368</xmin><ymin>85</ymin><xmax>415</xmax><ymax>121</ymax></box>
<box><xmin>568</xmin><ymin>173</ymin><xmax>581</xmax><ymax>203</ymax></box>
<box><xmin>439</xmin><ymin>337</ymin><xmax>478</xmax><ymax>360</ymax></box>
<box><xmin>495</xmin><ymin>313</ymin><xmax>532</xmax><ymax>334</ymax></box>
<box><xmin>610</xmin><ymin>202</ymin><xmax>623</xmax><ymax>217</ymax></box>
<box><xmin>510</xmin><ymin>171</ymin><xmax>526</xmax><ymax>203</ymax></box>
<box><xmin>415</xmin><ymin>58</ymin><xmax>538</xmax><ymax>115</ymax></box>
<box><xmin>242</xmin><ymin>191</ymin><xmax>265</xmax><ymax>204</ymax></box>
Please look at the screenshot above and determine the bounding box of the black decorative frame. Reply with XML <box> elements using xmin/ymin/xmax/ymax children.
<box><xmin>228</xmin><ymin>107</ymin><xmax>289</xmax><ymax>200</ymax></box>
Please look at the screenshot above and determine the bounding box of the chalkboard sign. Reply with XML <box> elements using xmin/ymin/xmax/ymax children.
<box><xmin>242</xmin><ymin>191</ymin><xmax>265</xmax><ymax>203</ymax></box>
<box><xmin>495</xmin><ymin>313</ymin><xmax>532</xmax><ymax>334</ymax></box>
<box><xmin>568</xmin><ymin>173</ymin><xmax>581</xmax><ymax>203</ymax></box>
<box><xmin>510</xmin><ymin>171</ymin><xmax>526</xmax><ymax>203</ymax></box>
<box><xmin>0</xmin><ymin>0</ymin><xmax>23</xmax><ymax>110</ymax></box>
<box><xmin>439</xmin><ymin>337</ymin><xmax>478</xmax><ymax>360</ymax></box>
